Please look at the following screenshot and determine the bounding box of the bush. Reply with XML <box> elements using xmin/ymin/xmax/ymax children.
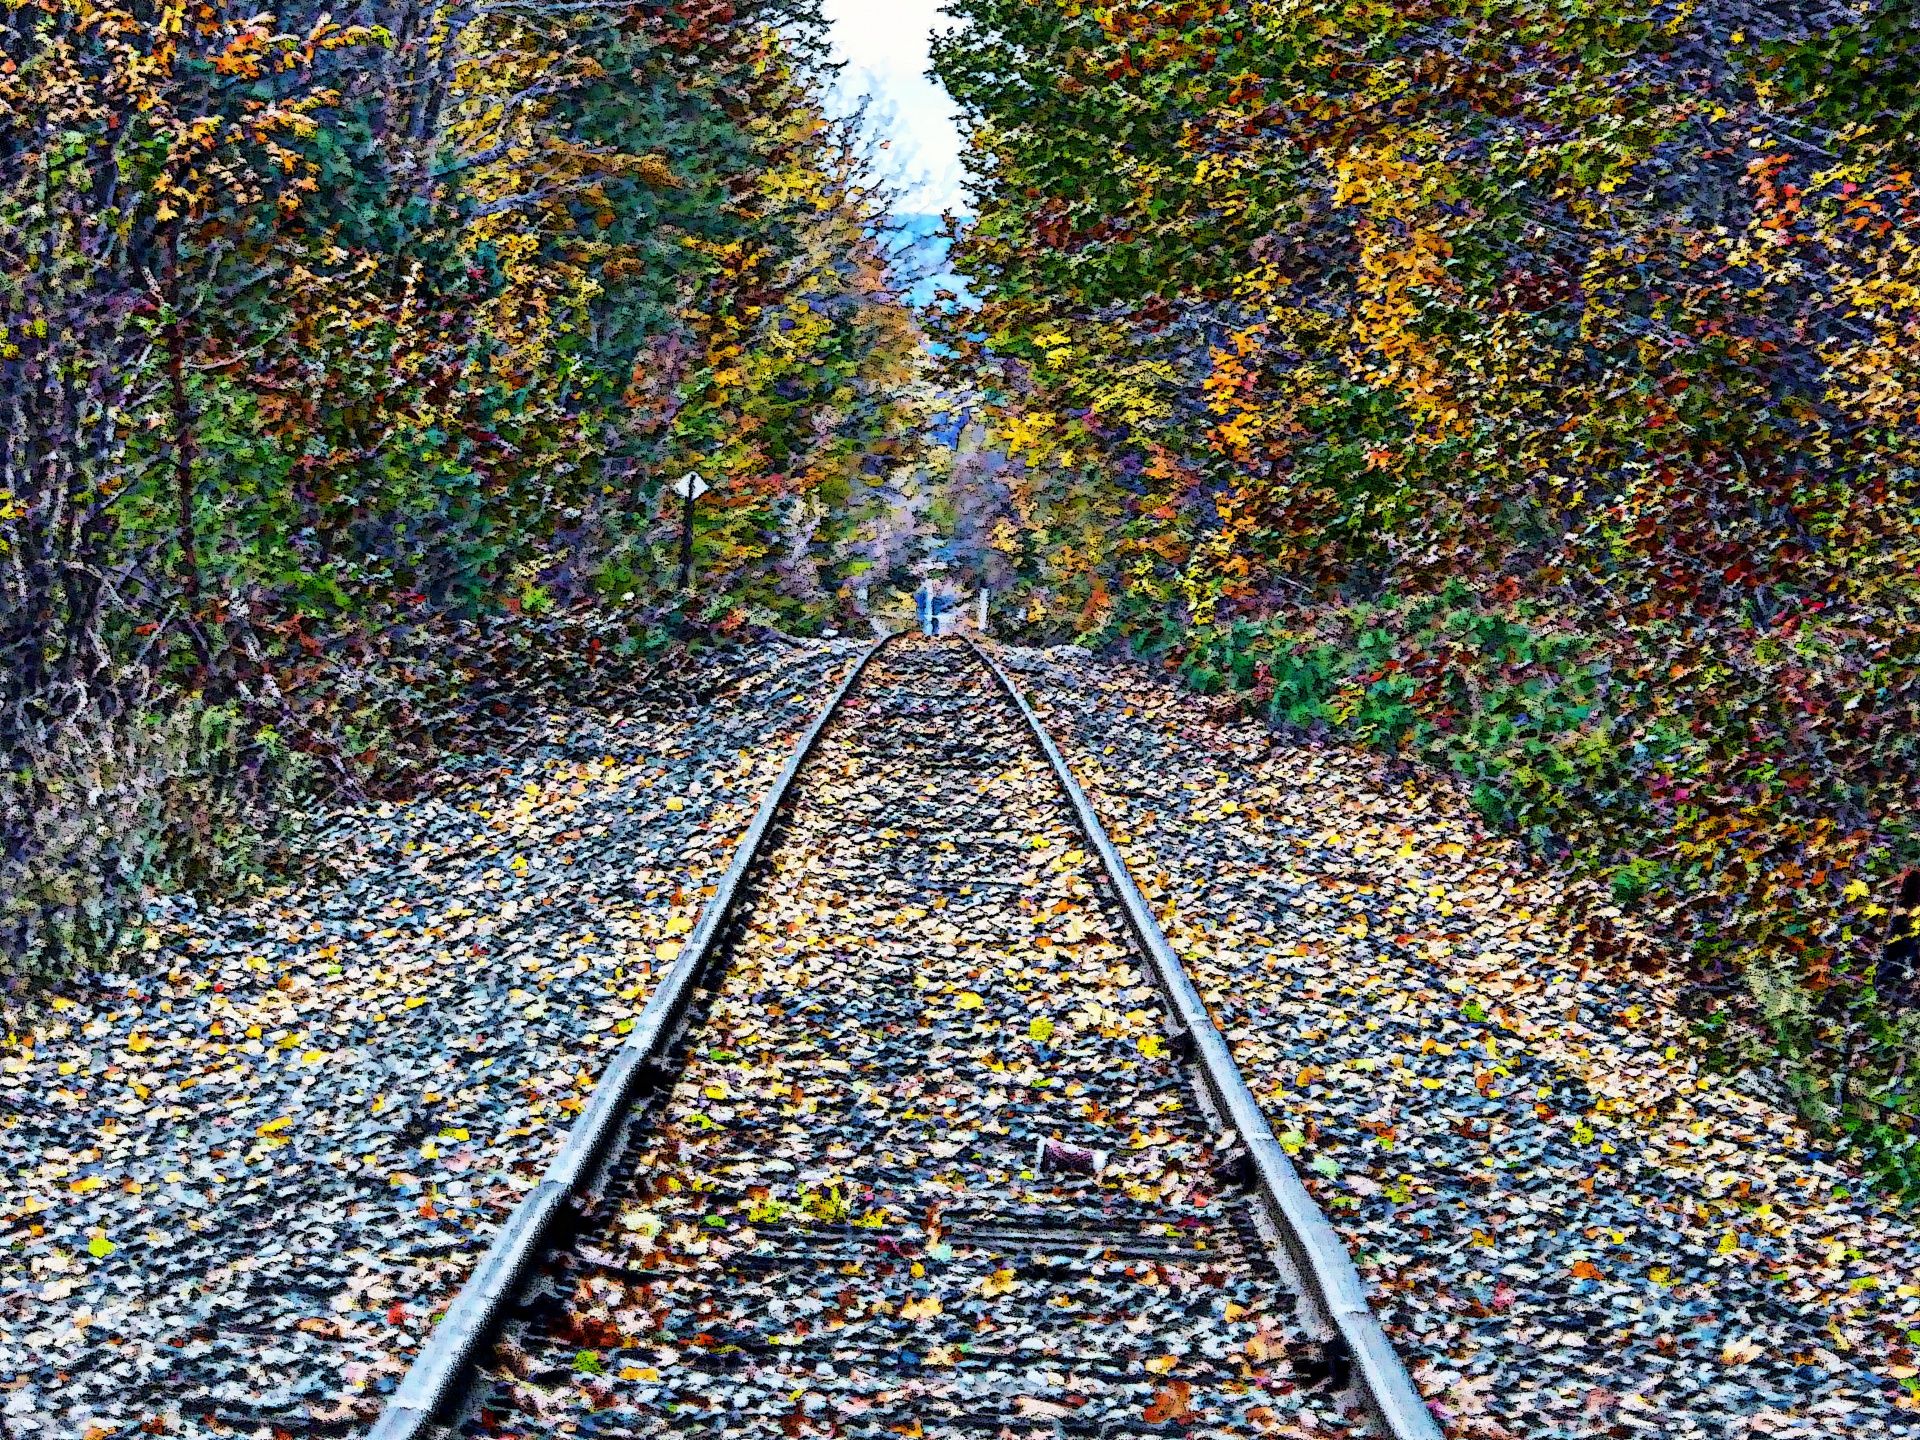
<box><xmin>1</xmin><ymin>695</ymin><xmax>294</xmax><ymax>989</ymax></box>
<box><xmin>1098</xmin><ymin>590</ymin><xmax>1920</xmax><ymax>1193</ymax></box>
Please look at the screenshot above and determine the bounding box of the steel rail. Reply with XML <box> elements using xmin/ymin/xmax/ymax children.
<box><xmin>970</xmin><ymin>639</ymin><xmax>1444</xmax><ymax>1440</ymax></box>
<box><xmin>368</xmin><ymin>635</ymin><xmax>892</xmax><ymax>1440</ymax></box>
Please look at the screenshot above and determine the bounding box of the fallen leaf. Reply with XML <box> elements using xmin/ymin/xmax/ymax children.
<box><xmin>980</xmin><ymin>1266</ymin><xmax>1018</xmax><ymax>1297</ymax></box>
<box><xmin>1144</xmin><ymin>1380</ymin><xmax>1193</xmax><ymax>1423</ymax></box>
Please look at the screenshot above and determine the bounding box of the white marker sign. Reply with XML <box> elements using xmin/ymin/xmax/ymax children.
<box><xmin>672</xmin><ymin>471</ymin><xmax>710</xmax><ymax>501</ymax></box>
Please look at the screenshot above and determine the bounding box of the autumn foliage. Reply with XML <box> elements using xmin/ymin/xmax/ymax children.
<box><xmin>1</xmin><ymin>0</ymin><xmax>925</xmax><ymax>975</ymax></box>
<box><xmin>935</xmin><ymin>1</ymin><xmax>1920</xmax><ymax>1179</ymax></box>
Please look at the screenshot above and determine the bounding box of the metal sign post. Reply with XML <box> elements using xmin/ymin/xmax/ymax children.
<box><xmin>672</xmin><ymin>471</ymin><xmax>709</xmax><ymax>591</ymax></box>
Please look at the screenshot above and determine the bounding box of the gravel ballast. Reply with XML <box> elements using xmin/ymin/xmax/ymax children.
<box><xmin>999</xmin><ymin>641</ymin><xmax>1920</xmax><ymax>1439</ymax></box>
<box><xmin>464</xmin><ymin>636</ymin><xmax>1350</xmax><ymax>1436</ymax></box>
<box><xmin>0</xmin><ymin>639</ymin><xmax>868</xmax><ymax>1437</ymax></box>
<box><xmin>6</xmin><ymin>633</ymin><xmax>1918</xmax><ymax>1438</ymax></box>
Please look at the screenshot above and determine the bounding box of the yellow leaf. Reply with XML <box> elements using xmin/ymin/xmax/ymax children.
<box><xmin>1842</xmin><ymin>878</ymin><xmax>1869</xmax><ymax>902</ymax></box>
<box><xmin>657</xmin><ymin>940</ymin><xmax>683</xmax><ymax>962</ymax></box>
<box><xmin>1145</xmin><ymin>1354</ymin><xmax>1178</xmax><ymax>1374</ymax></box>
<box><xmin>1028</xmin><ymin>1016</ymin><xmax>1055</xmax><ymax>1042</ymax></box>
<box><xmin>955</xmin><ymin>992</ymin><xmax>984</xmax><ymax>1011</ymax></box>
<box><xmin>899</xmin><ymin>1295</ymin><xmax>943</xmax><ymax>1322</ymax></box>
<box><xmin>664</xmin><ymin>797</ymin><xmax>685</xmax><ymax>812</ymax></box>
<box><xmin>256</xmin><ymin>1116</ymin><xmax>292</xmax><ymax>1136</ymax></box>
<box><xmin>634</xmin><ymin>154</ymin><xmax>679</xmax><ymax>188</ymax></box>
<box><xmin>980</xmin><ymin>1267</ymin><xmax>1019</xmax><ymax>1298</ymax></box>
<box><xmin>1138</xmin><ymin>1033</ymin><xmax>1167</xmax><ymax>1059</ymax></box>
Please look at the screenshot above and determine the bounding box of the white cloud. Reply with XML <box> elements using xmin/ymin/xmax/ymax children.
<box><xmin>821</xmin><ymin>0</ymin><xmax>969</xmax><ymax>215</ymax></box>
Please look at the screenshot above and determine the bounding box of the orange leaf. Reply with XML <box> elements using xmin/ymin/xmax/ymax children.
<box><xmin>1143</xmin><ymin>1380</ymin><xmax>1193</xmax><ymax>1423</ymax></box>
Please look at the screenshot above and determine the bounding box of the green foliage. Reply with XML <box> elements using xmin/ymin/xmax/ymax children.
<box><xmin>1</xmin><ymin>699</ymin><xmax>300</xmax><ymax>982</ymax></box>
<box><xmin>936</xmin><ymin>0</ymin><xmax>1920</xmax><ymax>1184</ymax></box>
<box><xmin>2</xmin><ymin>0</ymin><xmax>926</xmax><ymax>984</ymax></box>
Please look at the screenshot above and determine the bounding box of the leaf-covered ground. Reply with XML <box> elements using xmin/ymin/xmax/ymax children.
<box><xmin>999</xmin><ymin>644</ymin><xmax>1920</xmax><ymax>1438</ymax></box>
<box><xmin>471</xmin><ymin>637</ymin><xmax>1348</xmax><ymax>1435</ymax></box>
<box><xmin>5</xmin><ymin>636</ymin><xmax>1918</xmax><ymax>1437</ymax></box>
<box><xmin>0</xmin><ymin>640</ymin><xmax>868</xmax><ymax>1436</ymax></box>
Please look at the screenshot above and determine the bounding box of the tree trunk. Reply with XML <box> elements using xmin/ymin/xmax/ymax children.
<box><xmin>163</xmin><ymin>221</ymin><xmax>208</xmax><ymax>671</ymax></box>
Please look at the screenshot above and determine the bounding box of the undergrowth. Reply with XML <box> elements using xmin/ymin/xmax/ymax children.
<box><xmin>1098</xmin><ymin>584</ymin><xmax>1920</xmax><ymax>1197</ymax></box>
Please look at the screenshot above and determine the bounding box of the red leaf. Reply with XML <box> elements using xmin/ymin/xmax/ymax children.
<box><xmin>1143</xmin><ymin>1380</ymin><xmax>1193</xmax><ymax>1423</ymax></box>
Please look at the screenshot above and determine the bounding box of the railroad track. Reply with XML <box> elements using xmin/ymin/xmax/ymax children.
<box><xmin>371</xmin><ymin>636</ymin><xmax>1438</xmax><ymax>1440</ymax></box>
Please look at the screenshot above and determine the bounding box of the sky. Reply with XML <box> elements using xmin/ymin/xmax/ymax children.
<box><xmin>821</xmin><ymin>0</ymin><xmax>970</xmax><ymax>216</ymax></box>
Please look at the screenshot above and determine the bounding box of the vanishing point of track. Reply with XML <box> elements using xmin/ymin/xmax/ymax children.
<box><xmin>371</xmin><ymin>635</ymin><xmax>1439</xmax><ymax>1439</ymax></box>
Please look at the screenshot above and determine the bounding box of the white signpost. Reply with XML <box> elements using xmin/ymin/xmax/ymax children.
<box><xmin>674</xmin><ymin>472</ymin><xmax>708</xmax><ymax>590</ymax></box>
